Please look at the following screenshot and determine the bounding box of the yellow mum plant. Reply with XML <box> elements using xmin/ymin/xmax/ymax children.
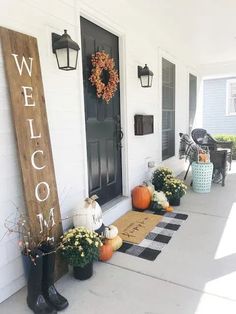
<box><xmin>59</xmin><ymin>227</ymin><xmax>103</xmax><ymax>267</ymax></box>
<box><xmin>163</xmin><ymin>177</ymin><xmax>187</xmax><ymax>200</ymax></box>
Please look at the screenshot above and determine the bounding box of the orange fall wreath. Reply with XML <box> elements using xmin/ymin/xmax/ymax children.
<box><xmin>89</xmin><ymin>51</ymin><xmax>119</xmax><ymax>104</ymax></box>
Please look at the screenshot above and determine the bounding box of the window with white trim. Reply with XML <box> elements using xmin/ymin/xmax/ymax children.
<box><xmin>162</xmin><ymin>58</ymin><xmax>175</xmax><ymax>160</ymax></box>
<box><xmin>226</xmin><ymin>79</ymin><xmax>236</xmax><ymax>115</ymax></box>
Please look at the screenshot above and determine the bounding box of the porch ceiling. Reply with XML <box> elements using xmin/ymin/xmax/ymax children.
<box><xmin>130</xmin><ymin>0</ymin><xmax>236</xmax><ymax>66</ymax></box>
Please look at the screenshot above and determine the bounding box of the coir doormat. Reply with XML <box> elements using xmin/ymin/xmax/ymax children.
<box><xmin>117</xmin><ymin>211</ymin><xmax>188</xmax><ymax>261</ymax></box>
<box><xmin>113</xmin><ymin>211</ymin><xmax>163</xmax><ymax>244</ymax></box>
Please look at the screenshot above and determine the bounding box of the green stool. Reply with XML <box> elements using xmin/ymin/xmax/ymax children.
<box><xmin>192</xmin><ymin>162</ymin><xmax>213</xmax><ymax>193</ymax></box>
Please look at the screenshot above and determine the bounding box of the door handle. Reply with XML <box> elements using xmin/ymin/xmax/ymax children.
<box><xmin>119</xmin><ymin>129</ymin><xmax>124</xmax><ymax>141</ymax></box>
<box><xmin>114</xmin><ymin>115</ymin><xmax>123</xmax><ymax>150</ymax></box>
<box><xmin>117</xmin><ymin>129</ymin><xmax>124</xmax><ymax>150</ymax></box>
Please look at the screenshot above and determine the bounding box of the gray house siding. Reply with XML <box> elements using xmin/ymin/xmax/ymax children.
<box><xmin>203</xmin><ymin>77</ymin><xmax>236</xmax><ymax>135</ymax></box>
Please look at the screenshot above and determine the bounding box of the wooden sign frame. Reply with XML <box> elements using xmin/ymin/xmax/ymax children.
<box><xmin>0</xmin><ymin>27</ymin><xmax>66</xmax><ymax>277</ymax></box>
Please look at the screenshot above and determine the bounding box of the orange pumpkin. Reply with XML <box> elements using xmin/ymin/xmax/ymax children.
<box><xmin>132</xmin><ymin>185</ymin><xmax>151</xmax><ymax>211</ymax></box>
<box><xmin>99</xmin><ymin>243</ymin><xmax>113</xmax><ymax>261</ymax></box>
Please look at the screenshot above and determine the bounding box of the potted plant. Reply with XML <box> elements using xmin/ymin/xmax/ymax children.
<box><xmin>152</xmin><ymin>167</ymin><xmax>173</xmax><ymax>191</ymax></box>
<box><xmin>163</xmin><ymin>177</ymin><xmax>187</xmax><ymax>206</ymax></box>
<box><xmin>59</xmin><ymin>226</ymin><xmax>103</xmax><ymax>280</ymax></box>
<box><xmin>149</xmin><ymin>191</ymin><xmax>169</xmax><ymax>213</ymax></box>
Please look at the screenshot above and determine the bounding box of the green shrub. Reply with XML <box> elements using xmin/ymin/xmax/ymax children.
<box><xmin>214</xmin><ymin>134</ymin><xmax>236</xmax><ymax>160</ymax></box>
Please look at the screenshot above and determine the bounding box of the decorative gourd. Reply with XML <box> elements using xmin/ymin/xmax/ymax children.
<box><xmin>162</xmin><ymin>201</ymin><xmax>169</xmax><ymax>209</ymax></box>
<box><xmin>99</xmin><ymin>243</ymin><xmax>113</xmax><ymax>261</ymax></box>
<box><xmin>132</xmin><ymin>185</ymin><xmax>151</xmax><ymax>211</ymax></box>
<box><xmin>105</xmin><ymin>235</ymin><xmax>123</xmax><ymax>251</ymax></box>
<box><xmin>104</xmin><ymin>225</ymin><xmax>118</xmax><ymax>239</ymax></box>
<box><xmin>73</xmin><ymin>195</ymin><xmax>103</xmax><ymax>231</ymax></box>
<box><xmin>165</xmin><ymin>206</ymin><xmax>174</xmax><ymax>212</ymax></box>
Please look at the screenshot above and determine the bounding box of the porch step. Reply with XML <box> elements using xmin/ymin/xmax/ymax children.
<box><xmin>102</xmin><ymin>196</ymin><xmax>131</xmax><ymax>225</ymax></box>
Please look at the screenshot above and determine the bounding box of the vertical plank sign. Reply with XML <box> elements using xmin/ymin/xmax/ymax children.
<box><xmin>0</xmin><ymin>27</ymin><xmax>66</xmax><ymax>277</ymax></box>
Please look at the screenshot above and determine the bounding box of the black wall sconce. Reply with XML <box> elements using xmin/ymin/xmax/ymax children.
<box><xmin>137</xmin><ymin>64</ymin><xmax>154</xmax><ymax>87</ymax></box>
<box><xmin>52</xmin><ymin>29</ymin><xmax>80</xmax><ymax>71</ymax></box>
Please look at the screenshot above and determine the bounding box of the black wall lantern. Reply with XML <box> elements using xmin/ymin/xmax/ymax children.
<box><xmin>52</xmin><ymin>30</ymin><xmax>80</xmax><ymax>71</ymax></box>
<box><xmin>137</xmin><ymin>64</ymin><xmax>154</xmax><ymax>87</ymax></box>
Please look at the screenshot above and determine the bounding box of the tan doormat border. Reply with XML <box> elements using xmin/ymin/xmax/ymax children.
<box><xmin>113</xmin><ymin>211</ymin><xmax>163</xmax><ymax>244</ymax></box>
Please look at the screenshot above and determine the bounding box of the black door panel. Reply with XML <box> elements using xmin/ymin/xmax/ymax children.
<box><xmin>81</xmin><ymin>17</ymin><xmax>122</xmax><ymax>205</ymax></box>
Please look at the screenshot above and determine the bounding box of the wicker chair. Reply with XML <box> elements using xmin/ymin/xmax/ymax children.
<box><xmin>210</xmin><ymin>150</ymin><xmax>228</xmax><ymax>186</ymax></box>
<box><xmin>191</xmin><ymin>128</ymin><xmax>233</xmax><ymax>186</ymax></box>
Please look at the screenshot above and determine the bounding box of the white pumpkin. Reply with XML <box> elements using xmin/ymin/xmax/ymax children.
<box><xmin>104</xmin><ymin>225</ymin><xmax>118</xmax><ymax>239</ymax></box>
<box><xmin>147</xmin><ymin>183</ymin><xmax>155</xmax><ymax>197</ymax></box>
<box><xmin>143</xmin><ymin>181</ymin><xmax>155</xmax><ymax>197</ymax></box>
<box><xmin>73</xmin><ymin>197</ymin><xmax>103</xmax><ymax>231</ymax></box>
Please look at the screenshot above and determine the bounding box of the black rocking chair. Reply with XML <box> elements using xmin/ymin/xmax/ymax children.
<box><xmin>191</xmin><ymin>128</ymin><xmax>233</xmax><ymax>186</ymax></box>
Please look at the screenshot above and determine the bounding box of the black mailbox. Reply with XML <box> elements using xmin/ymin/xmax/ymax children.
<box><xmin>134</xmin><ymin>114</ymin><xmax>154</xmax><ymax>135</ymax></box>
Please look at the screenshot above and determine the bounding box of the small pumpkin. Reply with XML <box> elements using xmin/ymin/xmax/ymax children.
<box><xmin>99</xmin><ymin>243</ymin><xmax>113</xmax><ymax>261</ymax></box>
<box><xmin>165</xmin><ymin>206</ymin><xmax>174</xmax><ymax>212</ymax></box>
<box><xmin>162</xmin><ymin>201</ymin><xmax>169</xmax><ymax>209</ymax></box>
<box><xmin>132</xmin><ymin>185</ymin><xmax>151</xmax><ymax>211</ymax></box>
<box><xmin>105</xmin><ymin>235</ymin><xmax>123</xmax><ymax>251</ymax></box>
<box><xmin>104</xmin><ymin>225</ymin><xmax>118</xmax><ymax>239</ymax></box>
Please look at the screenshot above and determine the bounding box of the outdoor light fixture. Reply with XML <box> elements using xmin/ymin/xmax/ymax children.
<box><xmin>52</xmin><ymin>29</ymin><xmax>80</xmax><ymax>71</ymax></box>
<box><xmin>137</xmin><ymin>64</ymin><xmax>154</xmax><ymax>87</ymax></box>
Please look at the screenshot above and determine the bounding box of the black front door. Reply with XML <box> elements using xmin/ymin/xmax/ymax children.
<box><xmin>81</xmin><ymin>17</ymin><xmax>122</xmax><ymax>205</ymax></box>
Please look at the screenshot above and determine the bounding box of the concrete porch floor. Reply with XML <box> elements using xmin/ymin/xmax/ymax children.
<box><xmin>1</xmin><ymin>162</ymin><xmax>236</xmax><ymax>314</ymax></box>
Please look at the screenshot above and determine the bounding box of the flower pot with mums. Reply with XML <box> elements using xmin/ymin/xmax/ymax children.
<box><xmin>59</xmin><ymin>227</ymin><xmax>103</xmax><ymax>280</ymax></box>
<box><xmin>149</xmin><ymin>191</ymin><xmax>169</xmax><ymax>213</ymax></box>
<box><xmin>163</xmin><ymin>177</ymin><xmax>187</xmax><ymax>206</ymax></box>
<box><xmin>152</xmin><ymin>167</ymin><xmax>173</xmax><ymax>191</ymax></box>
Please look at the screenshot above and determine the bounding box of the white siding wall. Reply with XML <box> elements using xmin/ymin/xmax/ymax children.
<box><xmin>0</xmin><ymin>0</ymin><xmax>193</xmax><ymax>302</ymax></box>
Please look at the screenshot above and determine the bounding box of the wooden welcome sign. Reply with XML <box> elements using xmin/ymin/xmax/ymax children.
<box><xmin>0</xmin><ymin>27</ymin><xmax>66</xmax><ymax>277</ymax></box>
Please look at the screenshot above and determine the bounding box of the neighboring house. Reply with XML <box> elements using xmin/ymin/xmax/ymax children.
<box><xmin>203</xmin><ymin>77</ymin><xmax>236</xmax><ymax>135</ymax></box>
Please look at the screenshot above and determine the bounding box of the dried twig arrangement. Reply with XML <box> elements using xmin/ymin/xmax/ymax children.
<box><xmin>1</xmin><ymin>195</ymin><xmax>100</xmax><ymax>263</ymax></box>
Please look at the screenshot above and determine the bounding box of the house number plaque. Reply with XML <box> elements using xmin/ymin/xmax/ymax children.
<box><xmin>0</xmin><ymin>27</ymin><xmax>66</xmax><ymax>277</ymax></box>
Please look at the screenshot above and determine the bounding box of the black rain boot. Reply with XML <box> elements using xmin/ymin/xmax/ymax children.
<box><xmin>40</xmin><ymin>244</ymin><xmax>69</xmax><ymax>311</ymax></box>
<box><xmin>27</xmin><ymin>249</ymin><xmax>57</xmax><ymax>314</ymax></box>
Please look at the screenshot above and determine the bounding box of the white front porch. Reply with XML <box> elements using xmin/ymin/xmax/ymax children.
<box><xmin>1</xmin><ymin>162</ymin><xmax>236</xmax><ymax>314</ymax></box>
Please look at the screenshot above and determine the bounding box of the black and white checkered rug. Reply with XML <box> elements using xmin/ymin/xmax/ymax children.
<box><xmin>117</xmin><ymin>211</ymin><xmax>188</xmax><ymax>261</ymax></box>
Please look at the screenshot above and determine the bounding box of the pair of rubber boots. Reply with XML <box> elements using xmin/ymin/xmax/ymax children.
<box><xmin>26</xmin><ymin>244</ymin><xmax>68</xmax><ymax>314</ymax></box>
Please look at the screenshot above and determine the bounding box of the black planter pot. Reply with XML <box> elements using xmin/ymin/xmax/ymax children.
<box><xmin>73</xmin><ymin>262</ymin><xmax>93</xmax><ymax>280</ymax></box>
<box><xmin>26</xmin><ymin>249</ymin><xmax>57</xmax><ymax>314</ymax></box>
<box><xmin>169</xmin><ymin>197</ymin><xmax>180</xmax><ymax>206</ymax></box>
<box><xmin>149</xmin><ymin>201</ymin><xmax>163</xmax><ymax>214</ymax></box>
<box><xmin>22</xmin><ymin>253</ymin><xmax>31</xmax><ymax>280</ymax></box>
